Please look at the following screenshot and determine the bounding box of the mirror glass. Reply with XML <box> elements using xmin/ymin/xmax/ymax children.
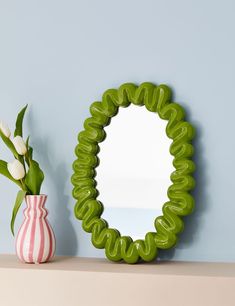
<box><xmin>96</xmin><ymin>104</ymin><xmax>174</xmax><ymax>240</ymax></box>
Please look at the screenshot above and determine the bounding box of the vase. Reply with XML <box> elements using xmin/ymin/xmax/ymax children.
<box><xmin>15</xmin><ymin>194</ymin><xmax>56</xmax><ymax>264</ymax></box>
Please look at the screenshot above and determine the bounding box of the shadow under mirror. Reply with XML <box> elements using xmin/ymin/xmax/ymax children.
<box><xmin>96</xmin><ymin>104</ymin><xmax>174</xmax><ymax>241</ymax></box>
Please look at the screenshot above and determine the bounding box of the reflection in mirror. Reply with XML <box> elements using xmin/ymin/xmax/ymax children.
<box><xmin>96</xmin><ymin>104</ymin><xmax>174</xmax><ymax>240</ymax></box>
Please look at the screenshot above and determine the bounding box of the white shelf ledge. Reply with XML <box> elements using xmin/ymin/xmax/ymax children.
<box><xmin>0</xmin><ymin>255</ymin><xmax>235</xmax><ymax>306</ymax></box>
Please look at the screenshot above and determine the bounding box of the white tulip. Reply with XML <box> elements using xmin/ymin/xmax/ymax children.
<box><xmin>7</xmin><ymin>160</ymin><xmax>25</xmax><ymax>180</ymax></box>
<box><xmin>0</xmin><ymin>121</ymin><xmax>11</xmax><ymax>138</ymax></box>
<box><xmin>12</xmin><ymin>136</ymin><xmax>27</xmax><ymax>155</ymax></box>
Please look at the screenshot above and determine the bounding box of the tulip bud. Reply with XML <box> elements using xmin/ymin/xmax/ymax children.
<box><xmin>7</xmin><ymin>160</ymin><xmax>25</xmax><ymax>180</ymax></box>
<box><xmin>0</xmin><ymin>121</ymin><xmax>11</xmax><ymax>138</ymax></box>
<box><xmin>12</xmin><ymin>136</ymin><xmax>27</xmax><ymax>155</ymax></box>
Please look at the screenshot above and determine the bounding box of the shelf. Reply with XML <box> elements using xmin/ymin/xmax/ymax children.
<box><xmin>0</xmin><ymin>255</ymin><xmax>235</xmax><ymax>306</ymax></box>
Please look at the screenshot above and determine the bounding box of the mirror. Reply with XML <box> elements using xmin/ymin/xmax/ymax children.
<box><xmin>96</xmin><ymin>104</ymin><xmax>174</xmax><ymax>240</ymax></box>
<box><xmin>72</xmin><ymin>82</ymin><xmax>195</xmax><ymax>263</ymax></box>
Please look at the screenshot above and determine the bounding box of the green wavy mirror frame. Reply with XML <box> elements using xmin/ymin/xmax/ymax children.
<box><xmin>71</xmin><ymin>82</ymin><xmax>195</xmax><ymax>264</ymax></box>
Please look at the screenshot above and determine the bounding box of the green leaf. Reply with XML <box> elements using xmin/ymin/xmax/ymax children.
<box><xmin>14</xmin><ymin>104</ymin><xmax>28</xmax><ymax>137</ymax></box>
<box><xmin>25</xmin><ymin>136</ymin><xmax>29</xmax><ymax>149</ymax></box>
<box><xmin>28</xmin><ymin>147</ymin><xmax>33</xmax><ymax>160</ymax></box>
<box><xmin>0</xmin><ymin>160</ymin><xmax>22</xmax><ymax>187</ymax></box>
<box><xmin>25</xmin><ymin>160</ymin><xmax>44</xmax><ymax>195</ymax></box>
<box><xmin>25</xmin><ymin>136</ymin><xmax>33</xmax><ymax>167</ymax></box>
<box><xmin>11</xmin><ymin>190</ymin><xmax>26</xmax><ymax>236</ymax></box>
<box><xmin>0</xmin><ymin>130</ymin><xmax>19</xmax><ymax>158</ymax></box>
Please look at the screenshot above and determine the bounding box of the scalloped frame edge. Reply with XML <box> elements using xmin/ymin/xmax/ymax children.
<box><xmin>71</xmin><ymin>82</ymin><xmax>195</xmax><ymax>264</ymax></box>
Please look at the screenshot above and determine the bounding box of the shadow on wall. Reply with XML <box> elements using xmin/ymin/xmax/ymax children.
<box><xmin>27</xmin><ymin>110</ymin><xmax>78</xmax><ymax>256</ymax></box>
<box><xmin>158</xmin><ymin>100</ymin><xmax>208</xmax><ymax>261</ymax></box>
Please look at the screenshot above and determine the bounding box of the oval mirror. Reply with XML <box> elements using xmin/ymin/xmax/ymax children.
<box><xmin>72</xmin><ymin>82</ymin><xmax>195</xmax><ymax>264</ymax></box>
<box><xmin>96</xmin><ymin>104</ymin><xmax>174</xmax><ymax>241</ymax></box>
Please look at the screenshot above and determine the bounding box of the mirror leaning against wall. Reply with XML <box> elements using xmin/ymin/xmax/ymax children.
<box><xmin>72</xmin><ymin>82</ymin><xmax>195</xmax><ymax>263</ymax></box>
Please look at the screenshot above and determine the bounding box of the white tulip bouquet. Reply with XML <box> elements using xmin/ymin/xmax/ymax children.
<box><xmin>0</xmin><ymin>105</ymin><xmax>44</xmax><ymax>235</ymax></box>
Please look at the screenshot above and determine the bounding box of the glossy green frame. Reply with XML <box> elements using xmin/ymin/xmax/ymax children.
<box><xmin>71</xmin><ymin>82</ymin><xmax>195</xmax><ymax>264</ymax></box>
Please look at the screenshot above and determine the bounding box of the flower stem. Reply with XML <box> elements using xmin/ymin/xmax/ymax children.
<box><xmin>20</xmin><ymin>179</ymin><xmax>27</xmax><ymax>192</ymax></box>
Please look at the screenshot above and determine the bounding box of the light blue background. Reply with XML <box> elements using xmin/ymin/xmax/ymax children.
<box><xmin>0</xmin><ymin>0</ymin><xmax>234</xmax><ymax>262</ymax></box>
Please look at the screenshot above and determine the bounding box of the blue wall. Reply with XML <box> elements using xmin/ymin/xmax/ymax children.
<box><xmin>0</xmin><ymin>0</ymin><xmax>234</xmax><ymax>262</ymax></box>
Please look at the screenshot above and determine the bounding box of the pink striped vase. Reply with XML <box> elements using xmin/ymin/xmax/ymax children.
<box><xmin>15</xmin><ymin>195</ymin><xmax>56</xmax><ymax>264</ymax></box>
